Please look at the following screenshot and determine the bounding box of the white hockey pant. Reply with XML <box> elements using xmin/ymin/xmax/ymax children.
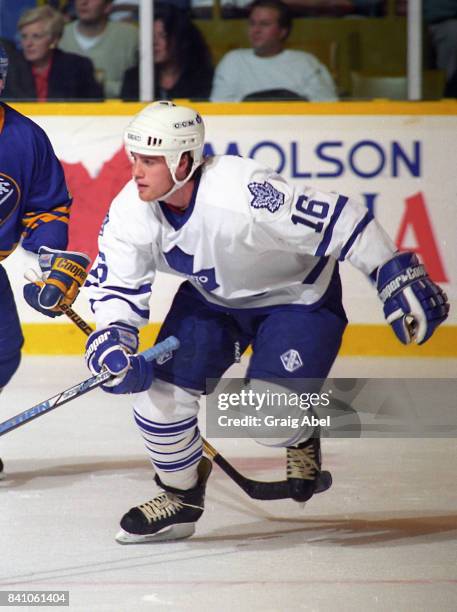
<box><xmin>132</xmin><ymin>380</ymin><xmax>202</xmax><ymax>490</ymax></box>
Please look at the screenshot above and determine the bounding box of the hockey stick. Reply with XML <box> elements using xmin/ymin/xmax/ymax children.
<box><xmin>62</xmin><ymin>306</ymin><xmax>332</xmax><ymax>500</ymax></box>
<box><xmin>0</xmin><ymin>336</ymin><xmax>179</xmax><ymax>437</ymax></box>
<box><xmin>202</xmin><ymin>439</ymin><xmax>332</xmax><ymax>500</ymax></box>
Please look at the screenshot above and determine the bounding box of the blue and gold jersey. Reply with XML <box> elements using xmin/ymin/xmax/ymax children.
<box><xmin>0</xmin><ymin>102</ymin><xmax>72</xmax><ymax>262</ymax></box>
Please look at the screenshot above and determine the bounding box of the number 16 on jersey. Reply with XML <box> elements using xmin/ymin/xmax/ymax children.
<box><xmin>291</xmin><ymin>195</ymin><xmax>329</xmax><ymax>233</ymax></box>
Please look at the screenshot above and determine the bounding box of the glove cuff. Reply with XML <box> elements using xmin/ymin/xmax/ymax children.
<box><xmin>377</xmin><ymin>252</ymin><xmax>427</xmax><ymax>303</ymax></box>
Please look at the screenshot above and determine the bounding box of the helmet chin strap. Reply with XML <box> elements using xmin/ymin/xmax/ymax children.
<box><xmin>158</xmin><ymin>156</ymin><xmax>202</xmax><ymax>202</ymax></box>
<box><xmin>159</xmin><ymin>175</ymin><xmax>189</xmax><ymax>201</ymax></box>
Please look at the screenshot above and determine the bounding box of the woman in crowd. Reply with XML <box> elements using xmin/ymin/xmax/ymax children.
<box><xmin>11</xmin><ymin>5</ymin><xmax>102</xmax><ymax>101</ymax></box>
<box><xmin>121</xmin><ymin>3</ymin><xmax>213</xmax><ymax>101</ymax></box>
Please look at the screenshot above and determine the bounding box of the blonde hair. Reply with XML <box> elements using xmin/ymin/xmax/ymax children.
<box><xmin>18</xmin><ymin>6</ymin><xmax>65</xmax><ymax>40</ymax></box>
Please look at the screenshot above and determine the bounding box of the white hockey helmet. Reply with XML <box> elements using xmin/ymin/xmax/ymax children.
<box><xmin>124</xmin><ymin>100</ymin><xmax>205</xmax><ymax>195</ymax></box>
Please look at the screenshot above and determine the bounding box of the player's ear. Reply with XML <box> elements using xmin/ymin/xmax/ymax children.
<box><xmin>177</xmin><ymin>152</ymin><xmax>193</xmax><ymax>178</ymax></box>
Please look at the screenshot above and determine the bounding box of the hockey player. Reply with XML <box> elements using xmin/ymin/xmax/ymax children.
<box><xmin>0</xmin><ymin>44</ymin><xmax>90</xmax><ymax>475</ymax></box>
<box><xmin>83</xmin><ymin>101</ymin><xmax>449</xmax><ymax>544</ymax></box>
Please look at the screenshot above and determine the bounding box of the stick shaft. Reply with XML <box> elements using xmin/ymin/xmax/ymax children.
<box><xmin>0</xmin><ymin>336</ymin><xmax>179</xmax><ymax>437</ymax></box>
<box><xmin>59</xmin><ymin>303</ymin><xmax>93</xmax><ymax>336</ymax></box>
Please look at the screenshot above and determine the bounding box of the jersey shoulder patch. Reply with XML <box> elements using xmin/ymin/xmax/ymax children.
<box><xmin>248</xmin><ymin>180</ymin><xmax>285</xmax><ymax>213</ymax></box>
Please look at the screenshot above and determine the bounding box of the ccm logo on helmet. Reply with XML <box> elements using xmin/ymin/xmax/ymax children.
<box><xmin>174</xmin><ymin>114</ymin><xmax>202</xmax><ymax>129</ymax></box>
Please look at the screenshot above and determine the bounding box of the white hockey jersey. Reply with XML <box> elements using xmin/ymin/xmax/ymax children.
<box><xmin>85</xmin><ymin>155</ymin><xmax>396</xmax><ymax>329</ymax></box>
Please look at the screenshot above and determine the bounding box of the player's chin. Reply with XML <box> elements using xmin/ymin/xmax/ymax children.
<box><xmin>136</xmin><ymin>186</ymin><xmax>152</xmax><ymax>201</ymax></box>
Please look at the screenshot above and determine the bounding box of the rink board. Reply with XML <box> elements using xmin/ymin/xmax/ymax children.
<box><xmin>4</xmin><ymin>100</ymin><xmax>456</xmax><ymax>356</ymax></box>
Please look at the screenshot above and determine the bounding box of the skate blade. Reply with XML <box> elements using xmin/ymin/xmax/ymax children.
<box><xmin>115</xmin><ymin>522</ymin><xmax>196</xmax><ymax>544</ymax></box>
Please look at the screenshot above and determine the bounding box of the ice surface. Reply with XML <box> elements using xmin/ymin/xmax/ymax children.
<box><xmin>0</xmin><ymin>356</ymin><xmax>456</xmax><ymax>611</ymax></box>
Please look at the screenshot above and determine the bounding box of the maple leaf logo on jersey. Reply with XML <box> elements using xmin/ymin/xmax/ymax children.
<box><xmin>248</xmin><ymin>181</ymin><xmax>285</xmax><ymax>213</ymax></box>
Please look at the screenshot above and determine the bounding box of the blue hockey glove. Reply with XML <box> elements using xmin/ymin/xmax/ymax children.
<box><xmin>376</xmin><ymin>252</ymin><xmax>449</xmax><ymax>345</ymax></box>
<box><xmin>85</xmin><ymin>324</ymin><xmax>154</xmax><ymax>394</ymax></box>
<box><xmin>23</xmin><ymin>247</ymin><xmax>90</xmax><ymax>318</ymax></box>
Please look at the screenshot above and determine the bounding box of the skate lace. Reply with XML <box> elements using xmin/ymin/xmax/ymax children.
<box><xmin>139</xmin><ymin>492</ymin><xmax>203</xmax><ymax>524</ymax></box>
<box><xmin>139</xmin><ymin>493</ymin><xmax>184</xmax><ymax>523</ymax></box>
<box><xmin>287</xmin><ymin>446</ymin><xmax>319</xmax><ymax>480</ymax></box>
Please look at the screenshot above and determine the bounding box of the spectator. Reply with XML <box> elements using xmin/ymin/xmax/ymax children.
<box><xmin>210</xmin><ymin>0</ymin><xmax>337</xmax><ymax>101</ymax></box>
<box><xmin>423</xmin><ymin>0</ymin><xmax>457</xmax><ymax>89</ymax></box>
<box><xmin>59</xmin><ymin>0</ymin><xmax>138</xmax><ymax>98</ymax></box>
<box><xmin>121</xmin><ymin>4</ymin><xmax>213</xmax><ymax>101</ymax></box>
<box><xmin>9</xmin><ymin>5</ymin><xmax>103</xmax><ymax>101</ymax></box>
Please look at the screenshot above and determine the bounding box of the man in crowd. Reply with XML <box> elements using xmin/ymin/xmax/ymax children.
<box><xmin>211</xmin><ymin>0</ymin><xmax>338</xmax><ymax>101</ymax></box>
<box><xmin>59</xmin><ymin>0</ymin><xmax>138</xmax><ymax>97</ymax></box>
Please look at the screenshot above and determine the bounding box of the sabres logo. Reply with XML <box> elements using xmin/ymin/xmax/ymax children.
<box><xmin>248</xmin><ymin>181</ymin><xmax>285</xmax><ymax>213</ymax></box>
<box><xmin>0</xmin><ymin>173</ymin><xmax>20</xmax><ymax>227</ymax></box>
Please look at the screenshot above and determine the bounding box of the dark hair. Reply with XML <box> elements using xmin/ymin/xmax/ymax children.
<box><xmin>248</xmin><ymin>0</ymin><xmax>292</xmax><ymax>37</ymax></box>
<box><xmin>154</xmin><ymin>4</ymin><xmax>212</xmax><ymax>73</ymax></box>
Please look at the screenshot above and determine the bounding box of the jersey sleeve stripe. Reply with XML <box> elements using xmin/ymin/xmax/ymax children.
<box><xmin>338</xmin><ymin>211</ymin><xmax>375</xmax><ymax>262</ymax></box>
<box><xmin>22</xmin><ymin>213</ymin><xmax>70</xmax><ymax>232</ymax></box>
<box><xmin>89</xmin><ymin>294</ymin><xmax>150</xmax><ymax>320</ymax></box>
<box><xmin>23</xmin><ymin>204</ymin><xmax>71</xmax><ymax>218</ymax></box>
<box><xmin>99</xmin><ymin>283</ymin><xmax>152</xmax><ymax>296</ymax></box>
<box><xmin>315</xmin><ymin>194</ymin><xmax>348</xmax><ymax>257</ymax></box>
<box><xmin>84</xmin><ymin>280</ymin><xmax>152</xmax><ymax>296</ymax></box>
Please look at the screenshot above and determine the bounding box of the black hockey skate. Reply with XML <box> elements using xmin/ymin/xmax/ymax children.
<box><xmin>0</xmin><ymin>458</ymin><xmax>3</xmax><ymax>480</ymax></box>
<box><xmin>287</xmin><ymin>431</ymin><xmax>331</xmax><ymax>502</ymax></box>
<box><xmin>116</xmin><ymin>457</ymin><xmax>212</xmax><ymax>544</ymax></box>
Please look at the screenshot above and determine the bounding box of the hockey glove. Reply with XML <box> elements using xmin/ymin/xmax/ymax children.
<box><xmin>84</xmin><ymin>324</ymin><xmax>154</xmax><ymax>394</ymax></box>
<box><xmin>376</xmin><ymin>252</ymin><xmax>449</xmax><ymax>345</ymax></box>
<box><xmin>23</xmin><ymin>247</ymin><xmax>90</xmax><ymax>318</ymax></box>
